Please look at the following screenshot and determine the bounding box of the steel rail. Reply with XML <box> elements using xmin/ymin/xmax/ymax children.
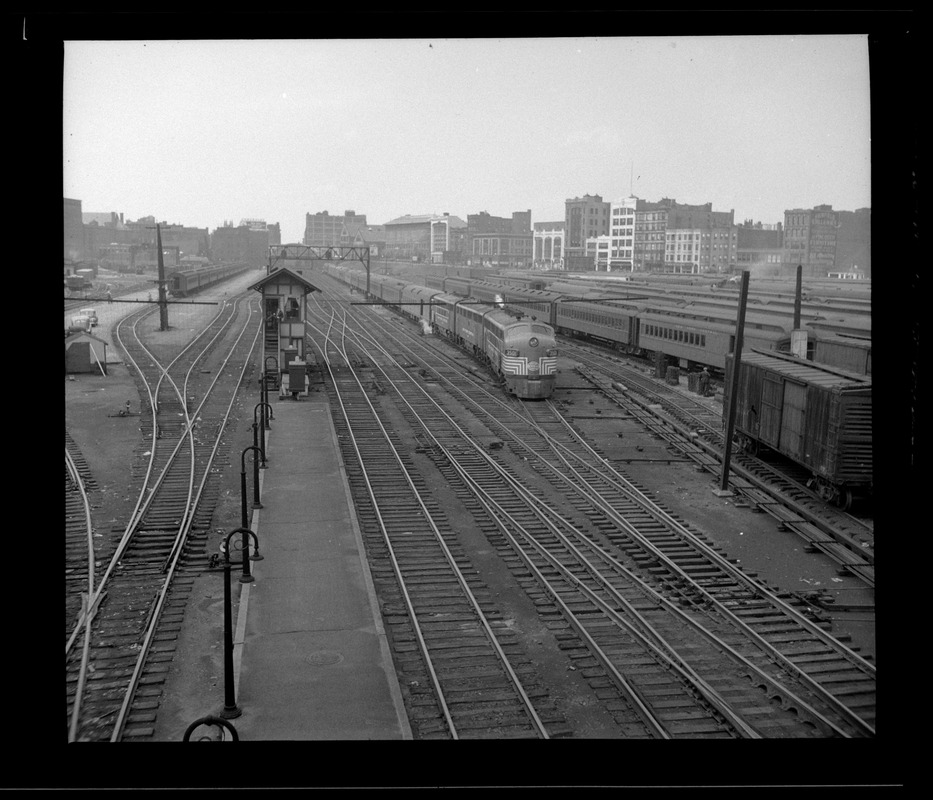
<box><xmin>65</xmin><ymin>299</ymin><xmax>239</xmax><ymax>656</ymax></box>
<box><xmin>65</xmin><ymin>449</ymin><xmax>97</xmax><ymax>743</ymax></box>
<box><xmin>108</xmin><ymin>297</ymin><xmax>263</xmax><ymax>741</ymax></box>
<box><xmin>333</xmin><ymin>311</ymin><xmax>846</xmax><ymax>738</ymax></box>
<box><xmin>329</xmin><ymin>288</ymin><xmax>874</xmax><ymax>737</ymax></box>
<box><xmin>308</xmin><ymin>305</ymin><xmax>551</xmax><ymax>739</ymax></box>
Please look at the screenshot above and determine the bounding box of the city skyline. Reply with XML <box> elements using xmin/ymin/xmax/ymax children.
<box><xmin>64</xmin><ymin>36</ymin><xmax>871</xmax><ymax>244</ymax></box>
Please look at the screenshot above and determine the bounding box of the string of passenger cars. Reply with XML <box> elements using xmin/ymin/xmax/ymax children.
<box><xmin>322</xmin><ymin>263</ymin><xmax>559</xmax><ymax>400</ymax></box>
<box><xmin>413</xmin><ymin>270</ymin><xmax>870</xmax><ymax>375</ymax></box>
<box><xmin>167</xmin><ymin>262</ymin><xmax>252</xmax><ymax>297</ymax></box>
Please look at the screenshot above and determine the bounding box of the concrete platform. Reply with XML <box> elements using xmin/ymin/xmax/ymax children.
<box><xmin>231</xmin><ymin>391</ymin><xmax>411</xmax><ymax>740</ymax></box>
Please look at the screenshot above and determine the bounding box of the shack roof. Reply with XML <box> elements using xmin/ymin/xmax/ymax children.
<box><xmin>248</xmin><ymin>267</ymin><xmax>321</xmax><ymax>294</ymax></box>
<box><xmin>65</xmin><ymin>330</ymin><xmax>109</xmax><ymax>347</ymax></box>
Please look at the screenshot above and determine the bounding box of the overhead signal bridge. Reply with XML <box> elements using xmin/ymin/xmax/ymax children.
<box><xmin>269</xmin><ymin>245</ymin><xmax>372</xmax><ymax>292</ymax></box>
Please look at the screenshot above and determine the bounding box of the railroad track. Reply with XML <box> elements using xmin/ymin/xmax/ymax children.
<box><xmin>65</xmin><ymin>292</ymin><xmax>262</xmax><ymax>742</ymax></box>
<box><xmin>305</xmin><ymin>284</ymin><xmax>876</xmax><ymax>737</ymax></box>
<box><xmin>309</xmin><ymin>303</ymin><xmax>565</xmax><ymax>739</ymax></box>
<box><xmin>559</xmin><ymin>342</ymin><xmax>874</xmax><ymax>587</ymax></box>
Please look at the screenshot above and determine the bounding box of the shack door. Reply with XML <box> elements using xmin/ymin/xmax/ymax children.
<box><xmin>758</xmin><ymin>375</ymin><xmax>784</xmax><ymax>448</ymax></box>
<box><xmin>779</xmin><ymin>381</ymin><xmax>807</xmax><ymax>460</ymax></box>
<box><xmin>265</xmin><ymin>298</ymin><xmax>280</xmax><ymax>332</ymax></box>
<box><xmin>66</xmin><ymin>342</ymin><xmax>91</xmax><ymax>374</ymax></box>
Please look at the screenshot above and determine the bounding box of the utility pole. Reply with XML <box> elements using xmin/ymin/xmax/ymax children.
<box><xmin>157</xmin><ymin>224</ymin><xmax>169</xmax><ymax>330</ymax></box>
<box><xmin>793</xmin><ymin>263</ymin><xmax>802</xmax><ymax>329</ymax></box>
<box><xmin>715</xmin><ymin>269</ymin><xmax>750</xmax><ymax>496</ymax></box>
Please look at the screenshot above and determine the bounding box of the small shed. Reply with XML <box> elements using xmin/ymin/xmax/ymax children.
<box><xmin>248</xmin><ymin>267</ymin><xmax>321</xmax><ymax>396</ymax></box>
<box><xmin>65</xmin><ymin>331</ymin><xmax>109</xmax><ymax>375</ymax></box>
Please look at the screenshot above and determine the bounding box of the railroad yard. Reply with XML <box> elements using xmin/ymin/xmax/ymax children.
<box><xmin>65</xmin><ymin>264</ymin><xmax>877</xmax><ymax>747</ymax></box>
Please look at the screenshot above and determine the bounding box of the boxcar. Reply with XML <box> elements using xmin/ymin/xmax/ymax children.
<box><xmin>810</xmin><ymin>333</ymin><xmax>872</xmax><ymax>376</ymax></box>
<box><xmin>725</xmin><ymin>349</ymin><xmax>872</xmax><ymax>509</ymax></box>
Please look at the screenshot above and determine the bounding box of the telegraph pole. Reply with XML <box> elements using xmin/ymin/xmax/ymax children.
<box><xmin>715</xmin><ymin>269</ymin><xmax>750</xmax><ymax>495</ymax></box>
<box><xmin>152</xmin><ymin>224</ymin><xmax>169</xmax><ymax>331</ymax></box>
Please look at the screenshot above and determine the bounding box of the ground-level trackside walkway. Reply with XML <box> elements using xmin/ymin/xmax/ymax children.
<box><xmin>231</xmin><ymin>391</ymin><xmax>412</xmax><ymax>740</ymax></box>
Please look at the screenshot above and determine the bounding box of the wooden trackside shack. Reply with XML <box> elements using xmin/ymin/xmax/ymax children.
<box><xmin>724</xmin><ymin>348</ymin><xmax>872</xmax><ymax>509</ymax></box>
<box><xmin>248</xmin><ymin>267</ymin><xmax>320</xmax><ymax>397</ymax></box>
<box><xmin>65</xmin><ymin>331</ymin><xmax>109</xmax><ymax>375</ymax></box>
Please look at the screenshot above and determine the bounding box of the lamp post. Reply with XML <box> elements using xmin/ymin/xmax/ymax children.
<box><xmin>219</xmin><ymin>531</ymin><xmax>243</xmax><ymax>719</ymax></box>
<box><xmin>254</xmin><ymin>402</ymin><xmax>272</xmax><ymax>468</ymax></box>
<box><xmin>239</xmin><ymin>447</ymin><xmax>264</xmax><ymax>576</ymax></box>
<box><xmin>258</xmin><ymin>377</ymin><xmax>274</xmax><ymax>427</ymax></box>
<box><xmin>265</xmin><ymin>356</ymin><xmax>279</xmax><ymax>402</ymax></box>
<box><xmin>183</xmin><ymin>716</ymin><xmax>239</xmax><ymax>741</ymax></box>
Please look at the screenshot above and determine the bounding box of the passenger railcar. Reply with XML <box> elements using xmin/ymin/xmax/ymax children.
<box><xmin>168</xmin><ymin>262</ymin><xmax>251</xmax><ymax>297</ymax></box>
<box><xmin>555</xmin><ymin>300</ymin><xmax>641</xmax><ymax>352</ymax></box>
<box><xmin>725</xmin><ymin>349</ymin><xmax>872</xmax><ymax>509</ymax></box>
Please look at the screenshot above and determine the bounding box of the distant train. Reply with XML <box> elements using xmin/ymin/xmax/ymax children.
<box><xmin>167</xmin><ymin>262</ymin><xmax>252</xmax><ymax>297</ymax></box>
<box><xmin>403</xmin><ymin>269</ymin><xmax>871</xmax><ymax>376</ymax></box>
<box><xmin>323</xmin><ymin>263</ymin><xmax>558</xmax><ymax>400</ymax></box>
<box><xmin>65</xmin><ymin>271</ymin><xmax>94</xmax><ymax>292</ymax></box>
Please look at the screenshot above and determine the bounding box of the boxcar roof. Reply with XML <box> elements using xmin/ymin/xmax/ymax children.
<box><xmin>740</xmin><ymin>350</ymin><xmax>871</xmax><ymax>388</ymax></box>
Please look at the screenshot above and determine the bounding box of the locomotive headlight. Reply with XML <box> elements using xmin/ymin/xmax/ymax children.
<box><xmin>504</xmin><ymin>349</ymin><xmax>519</xmax><ymax>357</ymax></box>
<box><xmin>546</xmin><ymin>349</ymin><xmax>558</xmax><ymax>357</ymax></box>
<box><xmin>528</xmin><ymin>337</ymin><xmax>539</xmax><ymax>348</ymax></box>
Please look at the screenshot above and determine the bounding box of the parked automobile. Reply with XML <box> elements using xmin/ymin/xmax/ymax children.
<box><xmin>69</xmin><ymin>315</ymin><xmax>93</xmax><ymax>334</ymax></box>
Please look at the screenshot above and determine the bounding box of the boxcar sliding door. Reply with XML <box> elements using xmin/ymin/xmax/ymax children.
<box><xmin>758</xmin><ymin>375</ymin><xmax>784</xmax><ymax>449</ymax></box>
<box><xmin>778</xmin><ymin>381</ymin><xmax>807</xmax><ymax>460</ymax></box>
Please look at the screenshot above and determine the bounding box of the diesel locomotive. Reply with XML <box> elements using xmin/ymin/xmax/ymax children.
<box><xmin>323</xmin><ymin>263</ymin><xmax>558</xmax><ymax>399</ymax></box>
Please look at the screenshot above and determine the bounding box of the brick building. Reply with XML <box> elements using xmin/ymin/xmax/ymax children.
<box><xmin>342</xmin><ymin>222</ymin><xmax>386</xmax><ymax>257</ymax></box>
<box><xmin>466</xmin><ymin>210</ymin><xmax>533</xmax><ymax>268</ymax></box>
<box><xmin>630</xmin><ymin>198</ymin><xmax>736</xmax><ymax>273</ymax></box>
<box><xmin>565</xmin><ymin>194</ymin><xmax>610</xmax><ymax>260</ymax></box>
<box><xmin>211</xmin><ymin>221</ymin><xmax>275</xmax><ymax>268</ymax></box>
<box><xmin>736</xmin><ymin>222</ymin><xmax>785</xmax><ymax>276</ymax></box>
<box><xmin>384</xmin><ymin>213</ymin><xmax>467</xmax><ymax>263</ymax></box>
<box><xmin>303</xmin><ymin>210</ymin><xmax>367</xmax><ymax>248</ymax></box>
<box><xmin>834</xmin><ymin>208</ymin><xmax>871</xmax><ymax>277</ymax></box>
<box><xmin>783</xmin><ymin>205</ymin><xmax>838</xmax><ymax>278</ymax></box>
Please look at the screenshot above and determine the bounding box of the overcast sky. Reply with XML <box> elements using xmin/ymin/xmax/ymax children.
<box><xmin>63</xmin><ymin>36</ymin><xmax>870</xmax><ymax>243</ymax></box>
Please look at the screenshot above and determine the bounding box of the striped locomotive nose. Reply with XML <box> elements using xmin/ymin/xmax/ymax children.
<box><xmin>502</xmin><ymin>355</ymin><xmax>528</xmax><ymax>374</ymax></box>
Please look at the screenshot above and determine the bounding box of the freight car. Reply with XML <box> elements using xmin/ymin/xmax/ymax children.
<box><xmin>324</xmin><ymin>263</ymin><xmax>558</xmax><ymax>399</ymax></box>
<box><xmin>168</xmin><ymin>262</ymin><xmax>252</xmax><ymax>297</ymax></box>
<box><xmin>811</xmin><ymin>334</ymin><xmax>871</xmax><ymax>376</ymax></box>
<box><xmin>725</xmin><ymin>349</ymin><xmax>872</xmax><ymax>509</ymax></box>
